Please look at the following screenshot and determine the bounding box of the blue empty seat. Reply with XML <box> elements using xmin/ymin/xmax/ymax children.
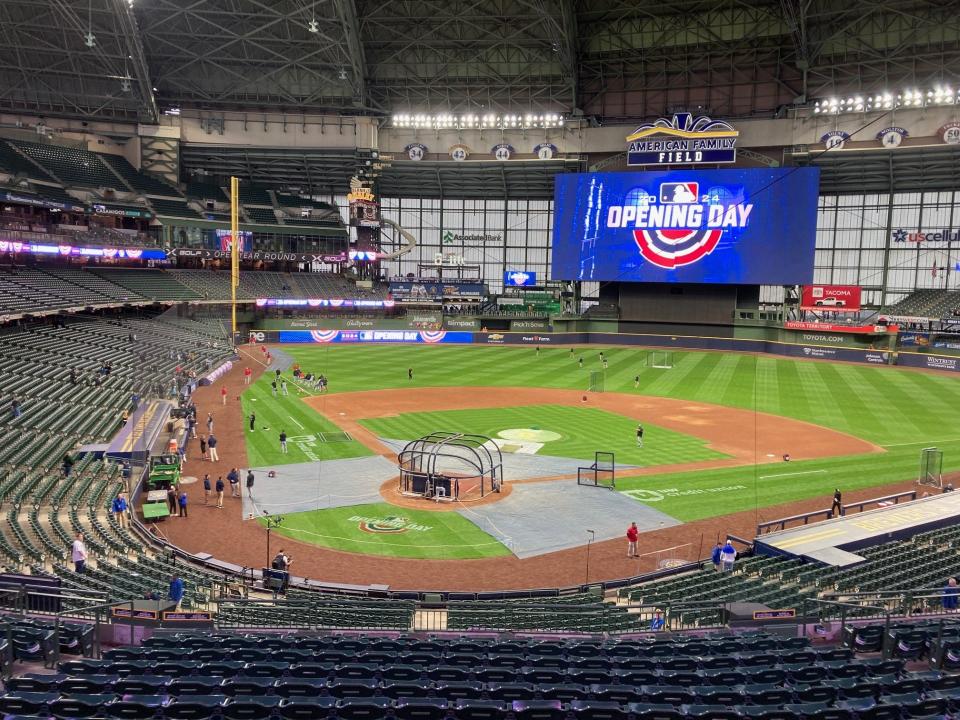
<box><xmin>626</xmin><ymin>702</ymin><xmax>683</xmax><ymax>720</ymax></box>
<box><xmin>276</xmin><ymin>678</ymin><xmax>327</xmax><ymax>697</ymax></box>
<box><xmin>222</xmin><ymin>677</ymin><xmax>276</xmax><ymax>696</ymax></box>
<box><xmin>169</xmin><ymin>677</ymin><xmax>224</xmax><ymax>695</ymax></box>
<box><xmin>222</xmin><ymin>696</ymin><xmax>283</xmax><ymax>720</ymax></box>
<box><xmin>695</xmin><ymin>687</ymin><xmax>745</xmax><ymax>706</ymax></box>
<box><xmin>328</xmin><ymin>678</ymin><xmax>378</xmax><ymax>698</ymax></box>
<box><xmin>381</xmin><ymin>664</ymin><xmax>423</xmax><ymax>681</ymax></box>
<box><xmin>278</xmin><ymin>697</ymin><xmax>336</xmax><ymax>719</ymax></box>
<box><xmin>202</xmin><ymin>661</ymin><xmax>247</xmax><ymax>677</ymax></box>
<box><xmin>570</xmin><ymin>699</ymin><xmax>629</xmax><ymax>720</ymax></box>
<box><xmin>106</xmin><ymin>694</ymin><xmax>166</xmax><ymax>719</ymax></box>
<box><xmin>683</xmin><ymin>704</ymin><xmax>743</xmax><ymax>720</ymax></box>
<box><xmin>335</xmin><ymin>696</ymin><xmax>392</xmax><ymax>720</ymax></box>
<box><xmin>289</xmin><ymin>663</ymin><xmax>334</xmax><ymax>678</ymax></box>
<box><xmin>453</xmin><ymin>699</ymin><xmax>507</xmax><ymax>720</ymax></box>
<box><xmin>115</xmin><ymin>675</ymin><xmax>170</xmax><ymax>694</ymax></box>
<box><xmin>395</xmin><ymin>697</ymin><xmax>449</xmax><ymax>720</ymax></box>
<box><xmin>539</xmin><ymin>683</ymin><xmax>588</xmax><ymax>701</ymax></box>
<box><xmin>0</xmin><ymin>691</ymin><xmax>60</xmax><ymax>715</ymax></box>
<box><xmin>645</xmin><ymin>686</ymin><xmax>696</xmax><ymax>705</ymax></box>
<box><xmin>6</xmin><ymin>673</ymin><xmax>66</xmax><ymax>691</ymax></box>
<box><xmin>737</xmin><ymin>706</ymin><xmax>798</xmax><ymax>720</ymax></box>
<box><xmin>512</xmin><ymin>699</ymin><xmax>565</xmax><ymax>720</ymax></box>
<box><xmin>486</xmin><ymin>682</ymin><xmax>536</xmax><ymax>701</ymax></box>
<box><xmin>383</xmin><ymin>680</ymin><xmax>432</xmax><ymax>699</ymax></box>
<box><xmin>164</xmin><ymin>694</ymin><xmax>226</xmax><ymax>720</ymax></box>
<box><xmin>434</xmin><ymin>681</ymin><xmax>484</xmax><ymax>700</ymax></box>
<box><xmin>59</xmin><ymin>674</ymin><xmax>118</xmax><ymax>694</ymax></box>
<box><xmin>50</xmin><ymin>692</ymin><xmax>115</xmax><ymax>719</ymax></box>
<box><xmin>589</xmin><ymin>684</ymin><xmax>643</xmax><ymax>704</ymax></box>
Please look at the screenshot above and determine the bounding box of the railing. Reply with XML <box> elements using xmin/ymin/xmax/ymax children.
<box><xmin>801</xmin><ymin>596</ymin><xmax>891</xmax><ymax>638</ymax></box>
<box><xmin>756</xmin><ymin>489</ymin><xmax>917</xmax><ymax>535</ymax></box>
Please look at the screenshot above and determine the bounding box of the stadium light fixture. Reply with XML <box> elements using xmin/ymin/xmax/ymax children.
<box><xmin>388</xmin><ymin>112</ymin><xmax>564</xmax><ymax>130</ymax></box>
<box><xmin>813</xmin><ymin>86</ymin><xmax>960</xmax><ymax>114</ymax></box>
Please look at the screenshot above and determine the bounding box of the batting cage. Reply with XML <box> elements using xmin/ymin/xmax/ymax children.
<box><xmin>398</xmin><ymin>432</ymin><xmax>504</xmax><ymax>502</ymax></box>
<box><xmin>577</xmin><ymin>451</ymin><xmax>616</xmax><ymax>489</ymax></box>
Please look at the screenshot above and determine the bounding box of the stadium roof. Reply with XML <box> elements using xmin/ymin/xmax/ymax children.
<box><xmin>0</xmin><ymin>0</ymin><xmax>956</xmax><ymax>124</ymax></box>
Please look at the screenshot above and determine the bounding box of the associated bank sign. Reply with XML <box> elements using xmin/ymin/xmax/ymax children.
<box><xmin>626</xmin><ymin>113</ymin><xmax>739</xmax><ymax>166</ymax></box>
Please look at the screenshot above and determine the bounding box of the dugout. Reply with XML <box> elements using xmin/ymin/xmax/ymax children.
<box><xmin>398</xmin><ymin>432</ymin><xmax>503</xmax><ymax>502</ymax></box>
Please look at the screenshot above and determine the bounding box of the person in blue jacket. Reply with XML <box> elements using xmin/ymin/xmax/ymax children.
<box><xmin>111</xmin><ymin>492</ymin><xmax>129</xmax><ymax>529</ymax></box>
<box><xmin>168</xmin><ymin>575</ymin><xmax>185</xmax><ymax>610</ymax></box>
<box><xmin>711</xmin><ymin>542</ymin><xmax>723</xmax><ymax>572</ymax></box>
<box><xmin>943</xmin><ymin>577</ymin><xmax>959</xmax><ymax>611</ymax></box>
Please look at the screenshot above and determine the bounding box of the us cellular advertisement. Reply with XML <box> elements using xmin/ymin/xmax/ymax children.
<box><xmin>551</xmin><ymin>168</ymin><xmax>820</xmax><ymax>284</ymax></box>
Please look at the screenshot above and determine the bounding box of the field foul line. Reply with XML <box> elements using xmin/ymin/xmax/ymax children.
<box><xmin>758</xmin><ymin>469</ymin><xmax>827</xmax><ymax>480</ymax></box>
<box><xmin>882</xmin><ymin>438</ymin><xmax>960</xmax><ymax>448</ymax></box>
<box><xmin>289</xmin><ymin>415</ymin><xmax>305</xmax><ymax>430</ymax></box>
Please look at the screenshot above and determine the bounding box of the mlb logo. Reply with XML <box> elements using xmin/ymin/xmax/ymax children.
<box><xmin>659</xmin><ymin>182</ymin><xmax>699</xmax><ymax>204</ymax></box>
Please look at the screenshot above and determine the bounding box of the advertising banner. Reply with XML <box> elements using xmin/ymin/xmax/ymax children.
<box><xmin>800</xmin><ymin>285</ymin><xmax>861</xmax><ymax>312</ymax></box>
<box><xmin>897</xmin><ymin>353</ymin><xmax>960</xmax><ymax>372</ymax></box>
<box><xmin>444</xmin><ymin>317</ymin><xmax>482</xmax><ymax>331</ymax></box>
<box><xmin>784</xmin><ymin>321</ymin><xmax>894</xmax><ymax>334</ymax></box>
<box><xmin>552</xmin><ymin>168</ymin><xmax>819</xmax><ymax>284</ymax></box>
<box><xmin>278</xmin><ymin>330</ymin><xmax>473</xmax><ymax>344</ymax></box>
<box><xmin>171</xmin><ymin>248</ymin><xmax>347</xmax><ymax>263</ymax></box>
<box><xmin>388</xmin><ymin>281</ymin><xmax>486</xmax><ymax>301</ymax></box>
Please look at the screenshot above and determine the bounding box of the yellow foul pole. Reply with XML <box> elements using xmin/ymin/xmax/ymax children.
<box><xmin>230</xmin><ymin>176</ymin><xmax>239</xmax><ymax>336</ymax></box>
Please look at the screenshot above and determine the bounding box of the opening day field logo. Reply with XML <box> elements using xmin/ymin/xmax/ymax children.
<box><xmin>623</xmin><ymin>485</ymin><xmax>747</xmax><ymax>503</ymax></box>
<box><xmin>351</xmin><ymin>515</ymin><xmax>433</xmax><ymax>534</ymax></box>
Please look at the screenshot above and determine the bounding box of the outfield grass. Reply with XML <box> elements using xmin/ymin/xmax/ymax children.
<box><xmin>279</xmin><ymin>344</ymin><xmax>960</xmax><ymax>447</ymax></box>
<box><xmin>239</xmin><ymin>372</ymin><xmax>372</xmax><ymax>468</ymax></box>
<box><xmin>359</xmin><ymin>404</ymin><xmax>727</xmax><ymax>467</ymax></box>
<box><xmin>260</xmin><ymin>502</ymin><xmax>510</xmax><ymax>559</ymax></box>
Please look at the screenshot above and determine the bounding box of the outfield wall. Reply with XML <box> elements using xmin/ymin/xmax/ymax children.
<box><xmin>252</xmin><ymin>328</ymin><xmax>948</xmax><ymax>370</ymax></box>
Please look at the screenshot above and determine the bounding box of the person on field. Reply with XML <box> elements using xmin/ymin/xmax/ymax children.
<box><xmin>228</xmin><ymin>468</ymin><xmax>240</xmax><ymax>497</ymax></box>
<box><xmin>271</xmin><ymin>380</ymin><xmax>277</xmax><ymax>397</ymax></box>
<box><xmin>281</xmin><ymin>378</ymin><xmax>288</xmax><ymax>396</ymax></box>
<box><xmin>636</xmin><ymin>424</ymin><xmax>644</xmax><ymax>447</ymax></box>
<box><xmin>578</xmin><ymin>357</ymin><xmax>583</xmax><ymax>368</ymax></box>
<box><xmin>243</xmin><ymin>367</ymin><xmax>252</xmax><ymax>385</ymax></box>
<box><xmin>215</xmin><ymin>477</ymin><xmax>225</xmax><ymax>508</ymax></box>
<box><xmin>203</xmin><ymin>473</ymin><xmax>211</xmax><ymax>505</ymax></box>
<box><xmin>832</xmin><ymin>489</ymin><xmax>843</xmax><ymax>517</ymax></box>
<box><xmin>246</xmin><ymin>469</ymin><xmax>255</xmax><ymax>499</ymax></box>
<box><xmin>279</xmin><ymin>430</ymin><xmax>288</xmax><ymax>454</ymax></box>
<box><xmin>634</xmin><ymin>375</ymin><xmax>640</xmax><ymax>389</ymax></box>
<box><xmin>249</xmin><ymin>412</ymin><xmax>256</xmax><ymax>431</ymax></box>
<box><xmin>626</xmin><ymin>522</ymin><xmax>639</xmax><ymax>557</ymax></box>
<box><xmin>178</xmin><ymin>490</ymin><xmax>188</xmax><ymax>518</ymax></box>
<box><xmin>408</xmin><ymin>367</ymin><xmax>413</xmax><ymax>380</ymax></box>
<box><xmin>221</xmin><ymin>386</ymin><xmax>227</xmax><ymax>405</ymax></box>
<box><xmin>207</xmin><ymin>434</ymin><xmax>219</xmax><ymax>462</ymax></box>
<box><xmin>199</xmin><ymin>435</ymin><xmax>207</xmax><ymax>460</ymax></box>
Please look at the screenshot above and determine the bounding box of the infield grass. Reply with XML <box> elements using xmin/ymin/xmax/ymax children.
<box><xmin>260</xmin><ymin>502</ymin><xmax>510</xmax><ymax>559</ymax></box>
<box><xmin>359</xmin><ymin>404</ymin><xmax>727</xmax><ymax>467</ymax></box>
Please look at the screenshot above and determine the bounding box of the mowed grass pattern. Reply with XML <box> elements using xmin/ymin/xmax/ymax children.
<box><xmin>261</xmin><ymin>502</ymin><xmax>510</xmax><ymax>559</ymax></box>
<box><xmin>239</xmin><ymin>373</ymin><xmax>372</xmax><ymax>468</ymax></box>
<box><xmin>360</xmin><ymin>404</ymin><xmax>726</xmax><ymax>467</ymax></box>
<box><xmin>280</xmin><ymin>344</ymin><xmax>960</xmax><ymax>446</ymax></box>
<box><xmin>245</xmin><ymin>344</ymin><xmax>960</xmax><ymax>522</ymax></box>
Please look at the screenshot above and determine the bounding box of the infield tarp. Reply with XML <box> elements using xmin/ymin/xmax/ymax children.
<box><xmin>458</xmin><ymin>479</ymin><xmax>680</xmax><ymax>558</ymax></box>
<box><xmin>242</xmin><ymin>455</ymin><xmax>398</xmax><ymax>516</ymax></box>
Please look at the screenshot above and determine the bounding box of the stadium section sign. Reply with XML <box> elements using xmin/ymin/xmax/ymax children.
<box><xmin>626</xmin><ymin>113</ymin><xmax>738</xmax><ymax>166</ymax></box>
<box><xmin>800</xmin><ymin>285</ymin><xmax>861</xmax><ymax>312</ymax></box>
<box><xmin>551</xmin><ymin>168</ymin><xmax>819</xmax><ymax>284</ymax></box>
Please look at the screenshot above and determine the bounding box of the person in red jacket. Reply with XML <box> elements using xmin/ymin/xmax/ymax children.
<box><xmin>243</xmin><ymin>367</ymin><xmax>252</xmax><ymax>385</ymax></box>
<box><xmin>626</xmin><ymin>522</ymin><xmax>639</xmax><ymax>558</ymax></box>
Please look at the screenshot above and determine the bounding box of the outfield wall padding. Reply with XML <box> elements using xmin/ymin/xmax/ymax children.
<box><xmin>263</xmin><ymin>328</ymin><xmax>904</xmax><ymax>368</ymax></box>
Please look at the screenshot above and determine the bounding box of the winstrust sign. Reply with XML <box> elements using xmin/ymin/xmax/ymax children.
<box><xmin>627</xmin><ymin>113</ymin><xmax>739</xmax><ymax>166</ymax></box>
